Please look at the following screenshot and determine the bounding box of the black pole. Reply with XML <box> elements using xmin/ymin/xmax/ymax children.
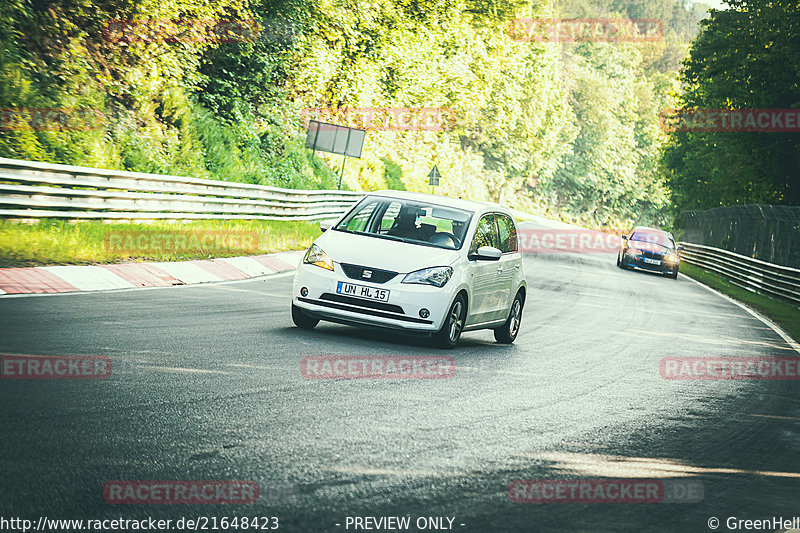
<box><xmin>310</xmin><ymin>120</ymin><xmax>320</xmax><ymax>158</ymax></box>
<box><xmin>338</xmin><ymin>155</ymin><xmax>348</xmax><ymax>190</ymax></box>
<box><xmin>338</xmin><ymin>129</ymin><xmax>352</xmax><ymax>190</ymax></box>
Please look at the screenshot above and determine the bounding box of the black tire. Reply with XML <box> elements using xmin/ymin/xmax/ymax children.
<box><xmin>433</xmin><ymin>295</ymin><xmax>466</xmax><ymax>349</ymax></box>
<box><xmin>616</xmin><ymin>252</ymin><xmax>621</xmax><ymax>267</ymax></box>
<box><xmin>494</xmin><ymin>292</ymin><xmax>523</xmax><ymax>344</ymax></box>
<box><xmin>618</xmin><ymin>252</ymin><xmax>628</xmax><ymax>269</ymax></box>
<box><xmin>291</xmin><ymin>303</ymin><xmax>319</xmax><ymax>329</ymax></box>
<box><xmin>670</xmin><ymin>269</ymin><xmax>678</xmax><ymax>279</ymax></box>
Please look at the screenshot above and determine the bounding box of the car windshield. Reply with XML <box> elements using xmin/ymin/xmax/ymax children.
<box><xmin>630</xmin><ymin>231</ymin><xmax>675</xmax><ymax>249</ymax></box>
<box><xmin>334</xmin><ymin>196</ymin><xmax>473</xmax><ymax>250</ymax></box>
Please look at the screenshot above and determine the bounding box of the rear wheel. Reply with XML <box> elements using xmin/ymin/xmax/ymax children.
<box><xmin>433</xmin><ymin>295</ymin><xmax>466</xmax><ymax>349</ymax></box>
<box><xmin>494</xmin><ymin>292</ymin><xmax>523</xmax><ymax>344</ymax></box>
<box><xmin>291</xmin><ymin>303</ymin><xmax>319</xmax><ymax>329</ymax></box>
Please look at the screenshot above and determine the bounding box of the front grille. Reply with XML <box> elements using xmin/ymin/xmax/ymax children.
<box><xmin>320</xmin><ymin>293</ymin><xmax>405</xmax><ymax>314</ymax></box>
<box><xmin>642</xmin><ymin>250</ymin><xmax>664</xmax><ymax>260</ymax></box>
<box><xmin>340</xmin><ymin>263</ymin><xmax>398</xmax><ymax>284</ymax></box>
<box><xmin>299</xmin><ymin>296</ymin><xmax>431</xmax><ymax>325</ymax></box>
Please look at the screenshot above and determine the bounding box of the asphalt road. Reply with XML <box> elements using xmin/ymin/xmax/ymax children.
<box><xmin>2</xmin><ymin>227</ymin><xmax>799</xmax><ymax>533</ymax></box>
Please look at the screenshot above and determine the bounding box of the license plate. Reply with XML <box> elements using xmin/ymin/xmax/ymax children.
<box><xmin>644</xmin><ymin>257</ymin><xmax>661</xmax><ymax>265</ymax></box>
<box><xmin>337</xmin><ymin>281</ymin><xmax>390</xmax><ymax>302</ymax></box>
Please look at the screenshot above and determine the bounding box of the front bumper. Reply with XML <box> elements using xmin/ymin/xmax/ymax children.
<box><xmin>292</xmin><ymin>263</ymin><xmax>452</xmax><ymax>332</ymax></box>
<box><xmin>625</xmin><ymin>255</ymin><xmax>678</xmax><ymax>274</ymax></box>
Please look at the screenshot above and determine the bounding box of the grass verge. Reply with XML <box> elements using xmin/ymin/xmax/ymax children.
<box><xmin>680</xmin><ymin>262</ymin><xmax>800</xmax><ymax>345</ymax></box>
<box><xmin>0</xmin><ymin>219</ymin><xmax>321</xmax><ymax>267</ymax></box>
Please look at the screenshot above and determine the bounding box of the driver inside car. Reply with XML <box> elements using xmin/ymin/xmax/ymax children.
<box><xmin>387</xmin><ymin>207</ymin><xmax>421</xmax><ymax>240</ymax></box>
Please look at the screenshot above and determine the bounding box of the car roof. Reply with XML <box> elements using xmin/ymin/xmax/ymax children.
<box><xmin>364</xmin><ymin>190</ymin><xmax>512</xmax><ymax>216</ymax></box>
<box><xmin>631</xmin><ymin>226</ymin><xmax>675</xmax><ymax>238</ymax></box>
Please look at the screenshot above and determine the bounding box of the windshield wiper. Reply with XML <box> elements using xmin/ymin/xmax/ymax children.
<box><xmin>336</xmin><ymin>229</ymin><xmax>407</xmax><ymax>242</ymax></box>
<box><xmin>334</xmin><ymin>230</ymin><xmax>452</xmax><ymax>249</ymax></box>
<box><xmin>376</xmin><ymin>234</ymin><xmax>410</xmax><ymax>243</ymax></box>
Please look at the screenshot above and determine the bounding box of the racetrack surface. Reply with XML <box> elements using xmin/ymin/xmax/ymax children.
<box><xmin>1</xmin><ymin>222</ymin><xmax>799</xmax><ymax>532</ymax></box>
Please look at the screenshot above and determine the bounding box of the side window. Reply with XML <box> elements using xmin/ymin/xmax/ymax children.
<box><xmin>496</xmin><ymin>215</ymin><xmax>518</xmax><ymax>253</ymax></box>
<box><xmin>339</xmin><ymin>200</ymin><xmax>377</xmax><ymax>233</ymax></box>
<box><xmin>470</xmin><ymin>215</ymin><xmax>498</xmax><ymax>254</ymax></box>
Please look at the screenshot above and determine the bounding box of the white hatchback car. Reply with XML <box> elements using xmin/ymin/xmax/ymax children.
<box><xmin>291</xmin><ymin>191</ymin><xmax>527</xmax><ymax>348</ymax></box>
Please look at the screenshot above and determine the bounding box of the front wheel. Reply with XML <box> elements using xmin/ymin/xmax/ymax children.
<box><xmin>494</xmin><ymin>292</ymin><xmax>523</xmax><ymax>344</ymax></box>
<box><xmin>291</xmin><ymin>303</ymin><xmax>319</xmax><ymax>329</ymax></box>
<box><xmin>433</xmin><ymin>295</ymin><xmax>466</xmax><ymax>349</ymax></box>
<box><xmin>670</xmin><ymin>268</ymin><xmax>679</xmax><ymax>279</ymax></box>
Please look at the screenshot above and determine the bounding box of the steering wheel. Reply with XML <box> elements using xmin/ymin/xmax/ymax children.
<box><xmin>431</xmin><ymin>232</ymin><xmax>461</xmax><ymax>248</ymax></box>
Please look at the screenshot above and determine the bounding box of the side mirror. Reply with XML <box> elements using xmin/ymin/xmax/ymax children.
<box><xmin>469</xmin><ymin>245</ymin><xmax>502</xmax><ymax>261</ymax></box>
<box><xmin>677</xmin><ymin>245</ymin><xmax>685</xmax><ymax>251</ymax></box>
<box><xmin>620</xmin><ymin>234</ymin><xmax>628</xmax><ymax>240</ymax></box>
<box><xmin>320</xmin><ymin>221</ymin><xmax>332</xmax><ymax>232</ymax></box>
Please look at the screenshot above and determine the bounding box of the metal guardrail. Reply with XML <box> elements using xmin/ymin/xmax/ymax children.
<box><xmin>683</xmin><ymin>204</ymin><xmax>800</xmax><ymax>268</ymax></box>
<box><xmin>678</xmin><ymin>241</ymin><xmax>800</xmax><ymax>306</ymax></box>
<box><xmin>6</xmin><ymin>157</ymin><xmax>797</xmax><ymax>306</ymax></box>
<box><xmin>0</xmin><ymin>157</ymin><xmax>363</xmax><ymax>221</ymax></box>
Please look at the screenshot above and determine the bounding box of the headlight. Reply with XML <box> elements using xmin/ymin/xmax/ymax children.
<box><xmin>303</xmin><ymin>243</ymin><xmax>334</xmax><ymax>271</ymax></box>
<box><xmin>665</xmin><ymin>253</ymin><xmax>678</xmax><ymax>263</ymax></box>
<box><xmin>402</xmin><ymin>266</ymin><xmax>453</xmax><ymax>287</ymax></box>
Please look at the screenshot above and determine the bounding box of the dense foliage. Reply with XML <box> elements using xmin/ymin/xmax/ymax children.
<box><xmin>0</xmin><ymin>0</ymin><xmax>708</xmax><ymax>227</ymax></box>
<box><xmin>662</xmin><ymin>0</ymin><xmax>800</xmax><ymax>217</ymax></box>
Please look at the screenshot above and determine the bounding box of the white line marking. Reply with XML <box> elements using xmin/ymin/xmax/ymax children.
<box><xmin>134</xmin><ymin>365</ymin><xmax>228</xmax><ymax>374</ymax></box>
<box><xmin>325</xmin><ymin>465</ymin><xmax>481</xmax><ymax>477</ymax></box>
<box><xmin>206</xmin><ymin>286</ymin><xmax>286</xmax><ymax>297</ymax></box>
<box><xmin>151</xmin><ymin>262</ymin><xmax>222</xmax><ymax>284</ymax></box>
<box><xmin>216</xmin><ymin>256</ymin><xmax>276</xmax><ymax>277</ymax></box>
<box><xmin>0</xmin><ymin>271</ymin><xmax>295</xmax><ymax>298</ymax></box>
<box><xmin>40</xmin><ymin>265</ymin><xmax>136</xmax><ymax>291</ymax></box>
<box><xmin>683</xmin><ymin>275</ymin><xmax>800</xmax><ymax>355</ymax></box>
<box><xmin>523</xmin><ymin>450</ymin><xmax>800</xmax><ymax>479</ymax></box>
<box><xmin>227</xmin><ymin>363</ymin><xmax>281</xmax><ymax>370</ymax></box>
<box><xmin>272</xmin><ymin>250</ymin><xmax>304</xmax><ymax>267</ymax></box>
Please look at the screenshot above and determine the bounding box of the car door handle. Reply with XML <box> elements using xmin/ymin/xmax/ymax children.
<box><xmin>497</xmin><ymin>266</ymin><xmax>503</xmax><ymax>271</ymax></box>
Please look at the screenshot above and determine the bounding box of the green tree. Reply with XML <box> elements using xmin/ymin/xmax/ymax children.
<box><xmin>662</xmin><ymin>0</ymin><xmax>800</xmax><ymax>215</ymax></box>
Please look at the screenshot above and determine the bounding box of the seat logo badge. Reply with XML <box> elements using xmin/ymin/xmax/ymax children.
<box><xmin>362</xmin><ymin>270</ymin><xmax>372</xmax><ymax>279</ymax></box>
